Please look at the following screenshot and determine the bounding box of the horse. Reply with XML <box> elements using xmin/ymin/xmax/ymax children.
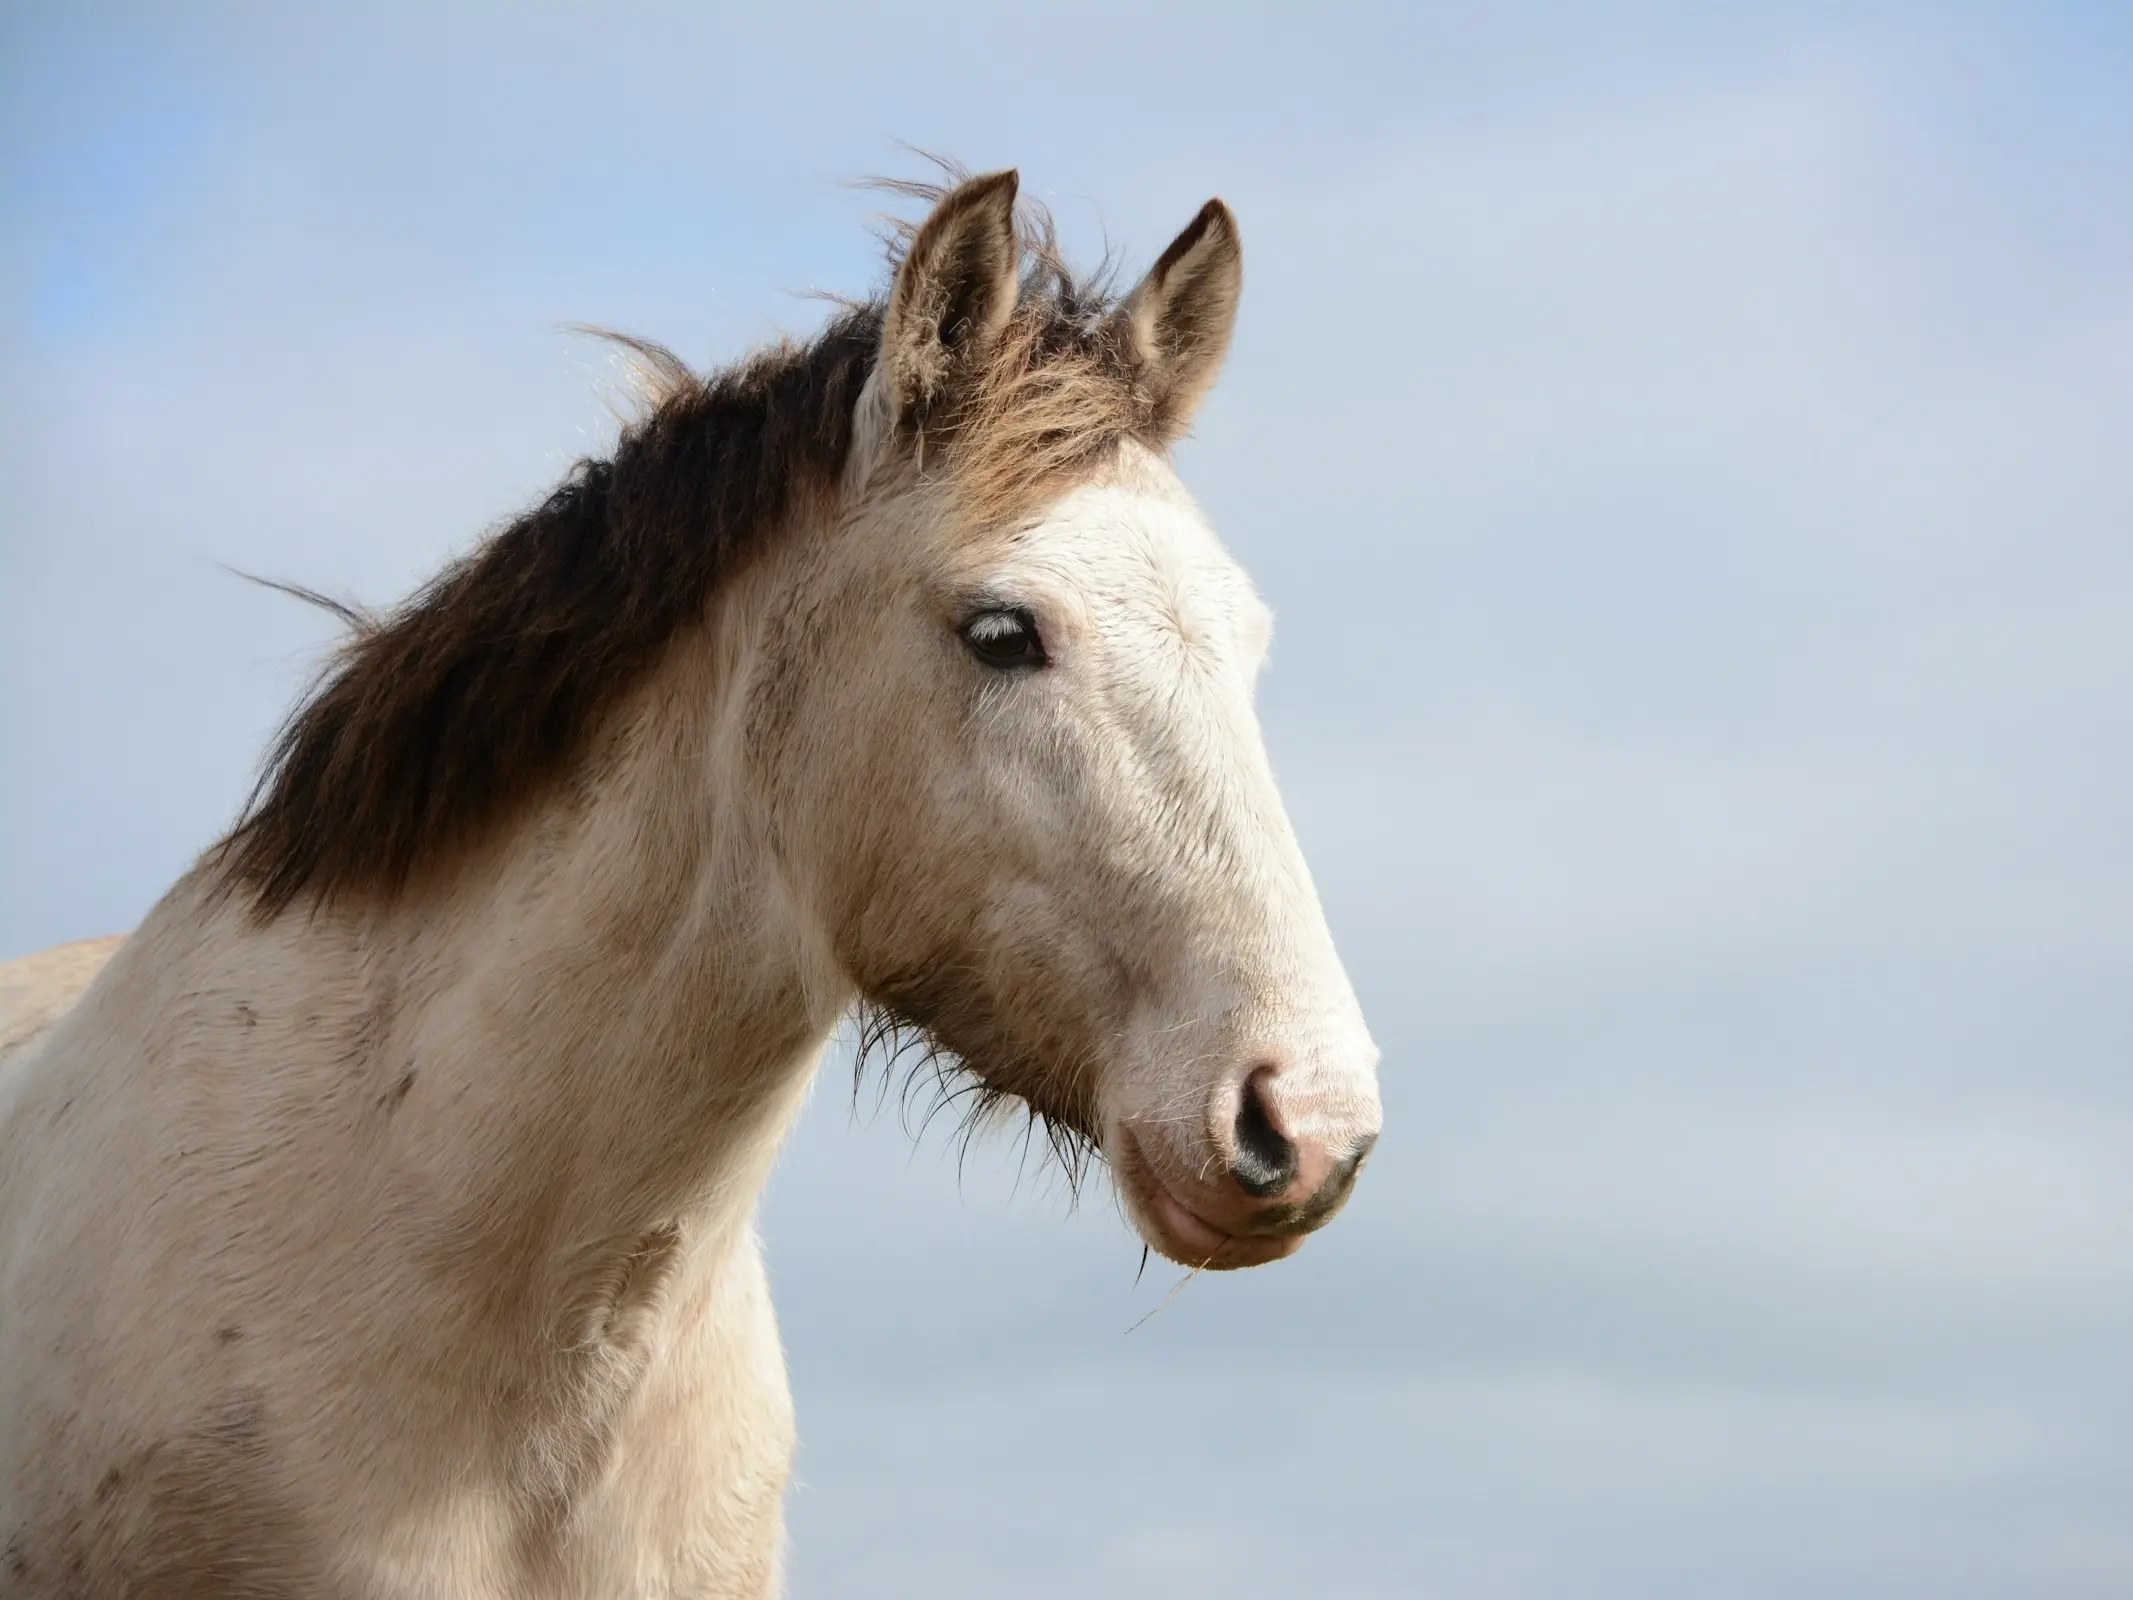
<box><xmin>0</xmin><ymin>170</ymin><xmax>1382</xmax><ymax>1597</ymax></box>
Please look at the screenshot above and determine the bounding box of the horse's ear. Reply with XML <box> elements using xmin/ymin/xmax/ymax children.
<box><xmin>880</xmin><ymin>169</ymin><xmax>1022</xmax><ymax>415</ymax></box>
<box><xmin>1115</xmin><ymin>199</ymin><xmax>1243</xmax><ymax>440</ymax></box>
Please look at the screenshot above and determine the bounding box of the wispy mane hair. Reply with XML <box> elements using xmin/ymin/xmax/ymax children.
<box><xmin>220</xmin><ymin>182</ymin><xmax>1167</xmax><ymax>916</ymax></box>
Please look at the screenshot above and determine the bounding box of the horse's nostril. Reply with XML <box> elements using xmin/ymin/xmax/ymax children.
<box><xmin>1230</xmin><ymin>1068</ymin><xmax>1299</xmax><ymax>1199</ymax></box>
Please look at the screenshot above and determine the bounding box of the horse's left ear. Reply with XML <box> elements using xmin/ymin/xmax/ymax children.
<box><xmin>1115</xmin><ymin>199</ymin><xmax>1243</xmax><ymax>440</ymax></box>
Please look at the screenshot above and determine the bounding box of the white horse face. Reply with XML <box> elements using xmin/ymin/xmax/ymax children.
<box><xmin>762</xmin><ymin>174</ymin><xmax>1380</xmax><ymax>1268</ymax></box>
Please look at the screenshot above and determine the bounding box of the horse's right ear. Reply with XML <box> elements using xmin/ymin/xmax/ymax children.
<box><xmin>879</xmin><ymin>169</ymin><xmax>1022</xmax><ymax>416</ymax></box>
<box><xmin>1113</xmin><ymin>198</ymin><xmax>1242</xmax><ymax>442</ymax></box>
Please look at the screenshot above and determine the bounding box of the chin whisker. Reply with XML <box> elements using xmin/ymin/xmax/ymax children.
<box><xmin>849</xmin><ymin>999</ymin><xmax>1102</xmax><ymax>1201</ymax></box>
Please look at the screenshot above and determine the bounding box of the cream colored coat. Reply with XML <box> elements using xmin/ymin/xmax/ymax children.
<box><xmin>0</xmin><ymin>172</ymin><xmax>1380</xmax><ymax>1598</ymax></box>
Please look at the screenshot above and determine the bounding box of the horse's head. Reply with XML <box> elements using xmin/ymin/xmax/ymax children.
<box><xmin>754</xmin><ymin>171</ymin><xmax>1380</xmax><ymax>1268</ymax></box>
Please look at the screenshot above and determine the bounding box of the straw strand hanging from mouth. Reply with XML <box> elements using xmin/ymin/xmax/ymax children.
<box><xmin>1124</xmin><ymin>1254</ymin><xmax>1217</xmax><ymax>1335</ymax></box>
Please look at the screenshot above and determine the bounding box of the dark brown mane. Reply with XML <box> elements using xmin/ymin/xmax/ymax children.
<box><xmin>220</xmin><ymin>198</ymin><xmax>1155</xmax><ymax>916</ymax></box>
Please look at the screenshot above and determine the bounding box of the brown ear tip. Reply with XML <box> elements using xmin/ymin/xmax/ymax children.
<box><xmin>965</xmin><ymin>167</ymin><xmax>1021</xmax><ymax>204</ymax></box>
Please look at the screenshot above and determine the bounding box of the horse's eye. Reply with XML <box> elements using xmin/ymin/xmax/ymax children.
<box><xmin>960</xmin><ymin>608</ymin><xmax>1047</xmax><ymax>671</ymax></box>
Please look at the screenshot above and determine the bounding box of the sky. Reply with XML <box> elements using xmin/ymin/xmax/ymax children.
<box><xmin>4</xmin><ymin>4</ymin><xmax>2130</xmax><ymax>1595</ymax></box>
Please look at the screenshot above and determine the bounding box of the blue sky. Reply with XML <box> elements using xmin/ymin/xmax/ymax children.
<box><xmin>5</xmin><ymin>5</ymin><xmax>2130</xmax><ymax>1595</ymax></box>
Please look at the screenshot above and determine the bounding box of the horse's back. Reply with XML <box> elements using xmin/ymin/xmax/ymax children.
<box><xmin>0</xmin><ymin>934</ymin><xmax>126</xmax><ymax>1074</ymax></box>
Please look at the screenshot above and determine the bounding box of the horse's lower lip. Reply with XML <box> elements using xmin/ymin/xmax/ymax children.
<box><xmin>1117</xmin><ymin>1127</ymin><xmax>1303</xmax><ymax>1270</ymax></box>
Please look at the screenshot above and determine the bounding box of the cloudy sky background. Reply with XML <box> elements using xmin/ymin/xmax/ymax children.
<box><xmin>5</xmin><ymin>4</ymin><xmax>2130</xmax><ymax>1595</ymax></box>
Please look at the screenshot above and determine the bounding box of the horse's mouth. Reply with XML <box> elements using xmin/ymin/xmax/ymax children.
<box><xmin>1113</xmin><ymin>1124</ymin><xmax>1307</xmax><ymax>1271</ymax></box>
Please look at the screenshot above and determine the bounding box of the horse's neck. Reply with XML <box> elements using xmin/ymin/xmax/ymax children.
<box><xmin>223</xmin><ymin>619</ymin><xmax>844</xmax><ymax>1319</ymax></box>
